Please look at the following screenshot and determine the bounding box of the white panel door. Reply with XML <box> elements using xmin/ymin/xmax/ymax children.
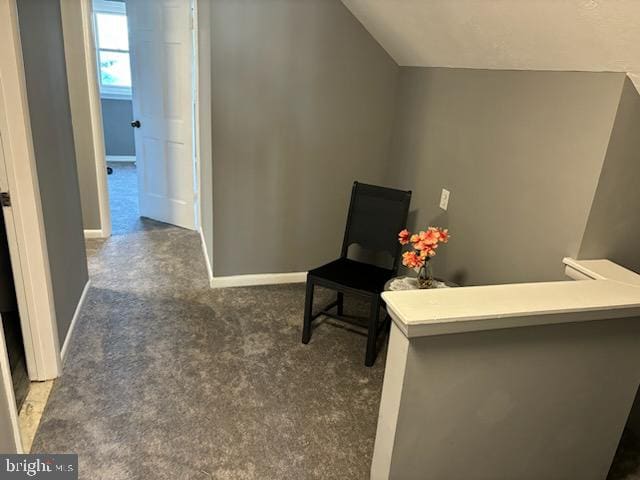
<box><xmin>127</xmin><ymin>0</ymin><xmax>196</xmax><ymax>230</ymax></box>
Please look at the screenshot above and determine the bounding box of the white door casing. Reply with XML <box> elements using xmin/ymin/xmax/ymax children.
<box><xmin>127</xmin><ymin>0</ymin><xmax>196</xmax><ymax>230</ymax></box>
<box><xmin>0</xmin><ymin>132</ymin><xmax>22</xmax><ymax>453</ymax></box>
<box><xmin>79</xmin><ymin>0</ymin><xmax>112</xmax><ymax>239</ymax></box>
<box><xmin>0</xmin><ymin>128</ymin><xmax>34</xmax><ymax>374</ymax></box>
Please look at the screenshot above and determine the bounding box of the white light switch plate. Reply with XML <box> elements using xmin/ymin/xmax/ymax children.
<box><xmin>439</xmin><ymin>188</ymin><xmax>450</xmax><ymax>210</ymax></box>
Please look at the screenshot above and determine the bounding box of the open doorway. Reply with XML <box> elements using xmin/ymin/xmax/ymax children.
<box><xmin>91</xmin><ymin>0</ymin><xmax>198</xmax><ymax>236</ymax></box>
<box><xmin>0</xmin><ymin>209</ymin><xmax>28</xmax><ymax>411</ymax></box>
<box><xmin>93</xmin><ymin>0</ymin><xmax>138</xmax><ymax>234</ymax></box>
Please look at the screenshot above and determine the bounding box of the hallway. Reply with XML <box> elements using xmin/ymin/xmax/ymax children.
<box><xmin>30</xmin><ymin>165</ymin><xmax>385</xmax><ymax>479</ymax></box>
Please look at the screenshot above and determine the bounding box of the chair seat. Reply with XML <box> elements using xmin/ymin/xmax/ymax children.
<box><xmin>308</xmin><ymin>258</ymin><xmax>394</xmax><ymax>294</ymax></box>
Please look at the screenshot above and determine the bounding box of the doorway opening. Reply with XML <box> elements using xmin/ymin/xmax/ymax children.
<box><xmin>93</xmin><ymin>0</ymin><xmax>139</xmax><ymax>235</ymax></box>
<box><xmin>90</xmin><ymin>0</ymin><xmax>199</xmax><ymax>236</ymax></box>
<box><xmin>0</xmin><ymin>208</ymin><xmax>28</xmax><ymax>411</ymax></box>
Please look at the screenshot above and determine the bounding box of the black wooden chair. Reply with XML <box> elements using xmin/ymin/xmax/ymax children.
<box><xmin>301</xmin><ymin>181</ymin><xmax>412</xmax><ymax>366</ymax></box>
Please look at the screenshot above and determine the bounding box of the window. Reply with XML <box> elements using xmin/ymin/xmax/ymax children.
<box><xmin>94</xmin><ymin>0</ymin><xmax>131</xmax><ymax>99</ymax></box>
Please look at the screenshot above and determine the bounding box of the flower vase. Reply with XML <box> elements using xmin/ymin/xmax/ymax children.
<box><xmin>416</xmin><ymin>261</ymin><xmax>434</xmax><ymax>289</ymax></box>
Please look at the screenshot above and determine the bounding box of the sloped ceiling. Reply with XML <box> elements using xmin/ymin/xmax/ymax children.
<box><xmin>341</xmin><ymin>0</ymin><xmax>640</xmax><ymax>90</ymax></box>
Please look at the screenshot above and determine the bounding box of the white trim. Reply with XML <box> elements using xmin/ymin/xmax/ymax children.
<box><xmin>192</xmin><ymin>0</ymin><xmax>201</xmax><ymax>232</ymax></box>
<box><xmin>0</xmin><ymin>142</ymin><xmax>36</xmax><ymax>381</ymax></box>
<box><xmin>93</xmin><ymin>1</ymin><xmax>132</xmax><ymax>100</ymax></box>
<box><xmin>199</xmin><ymin>229</ymin><xmax>213</xmax><ymax>283</ymax></box>
<box><xmin>61</xmin><ymin>280</ymin><xmax>91</xmax><ymax>363</ymax></box>
<box><xmin>371</xmin><ymin>322</ymin><xmax>409</xmax><ymax>479</ymax></box>
<box><xmin>94</xmin><ymin>0</ymin><xmax>126</xmax><ymax>15</ymax></box>
<box><xmin>563</xmin><ymin>257</ymin><xmax>640</xmax><ymax>285</ymax></box>
<box><xmin>100</xmin><ymin>88</ymin><xmax>132</xmax><ymax>101</ymax></box>
<box><xmin>81</xmin><ymin>0</ymin><xmax>112</xmax><ymax>238</ymax></box>
<box><xmin>84</xmin><ymin>229</ymin><xmax>108</xmax><ymax>239</ymax></box>
<box><xmin>106</xmin><ymin>155</ymin><xmax>135</xmax><ymax>163</ymax></box>
<box><xmin>210</xmin><ymin>272</ymin><xmax>307</xmax><ymax>289</ymax></box>
<box><xmin>0</xmin><ymin>0</ymin><xmax>61</xmax><ymax>381</ymax></box>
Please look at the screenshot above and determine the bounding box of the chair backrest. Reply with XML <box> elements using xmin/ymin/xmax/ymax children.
<box><xmin>341</xmin><ymin>182</ymin><xmax>412</xmax><ymax>272</ymax></box>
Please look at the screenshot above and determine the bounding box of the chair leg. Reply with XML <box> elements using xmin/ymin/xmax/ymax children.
<box><xmin>302</xmin><ymin>279</ymin><xmax>315</xmax><ymax>344</ymax></box>
<box><xmin>337</xmin><ymin>292</ymin><xmax>344</xmax><ymax>316</ymax></box>
<box><xmin>365</xmin><ymin>295</ymin><xmax>381</xmax><ymax>367</ymax></box>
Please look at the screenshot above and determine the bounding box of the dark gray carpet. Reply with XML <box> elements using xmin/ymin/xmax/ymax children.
<box><xmin>31</xmin><ymin>163</ymin><xmax>385</xmax><ymax>479</ymax></box>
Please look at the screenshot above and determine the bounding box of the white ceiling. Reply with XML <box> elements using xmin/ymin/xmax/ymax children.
<box><xmin>341</xmin><ymin>0</ymin><xmax>640</xmax><ymax>90</ymax></box>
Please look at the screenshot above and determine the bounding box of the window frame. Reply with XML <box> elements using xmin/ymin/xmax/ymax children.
<box><xmin>93</xmin><ymin>0</ymin><xmax>132</xmax><ymax>100</ymax></box>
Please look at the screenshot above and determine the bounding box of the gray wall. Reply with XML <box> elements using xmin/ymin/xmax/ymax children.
<box><xmin>383</xmin><ymin>318</ymin><xmax>640</xmax><ymax>480</ymax></box>
<box><xmin>102</xmin><ymin>98</ymin><xmax>135</xmax><ymax>156</ymax></box>
<box><xmin>387</xmin><ymin>68</ymin><xmax>624</xmax><ymax>286</ymax></box>
<box><xmin>579</xmin><ymin>77</ymin><xmax>640</xmax><ymax>273</ymax></box>
<box><xmin>209</xmin><ymin>0</ymin><xmax>398</xmax><ymax>276</ymax></box>
<box><xmin>60</xmin><ymin>0</ymin><xmax>102</xmax><ymax>230</ymax></box>
<box><xmin>17</xmin><ymin>0</ymin><xmax>89</xmax><ymax>345</ymax></box>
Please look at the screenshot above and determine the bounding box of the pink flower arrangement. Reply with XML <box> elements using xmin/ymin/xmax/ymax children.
<box><xmin>398</xmin><ymin>227</ymin><xmax>450</xmax><ymax>270</ymax></box>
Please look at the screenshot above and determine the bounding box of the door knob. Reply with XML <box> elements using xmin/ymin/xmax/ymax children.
<box><xmin>131</xmin><ymin>120</ymin><xmax>141</xmax><ymax>128</ymax></box>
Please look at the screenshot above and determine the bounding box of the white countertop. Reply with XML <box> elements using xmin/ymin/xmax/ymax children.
<box><xmin>382</xmin><ymin>272</ymin><xmax>640</xmax><ymax>338</ymax></box>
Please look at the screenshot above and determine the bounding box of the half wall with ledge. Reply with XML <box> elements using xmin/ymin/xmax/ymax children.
<box><xmin>372</xmin><ymin>258</ymin><xmax>640</xmax><ymax>480</ymax></box>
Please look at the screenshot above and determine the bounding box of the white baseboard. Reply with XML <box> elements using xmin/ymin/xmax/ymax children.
<box><xmin>210</xmin><ymin>271</ymin><xmax>307</xmax><ymax>288</ymax></box>
<box><xmin>198</xmin><ymin>229</ymin><xmax>306</xmax><ymax>288</ymax></box>
<box><xmin>61</xmin><ymin>279</ymin><xmax>91</xmax><ymax>363</ymax></box>
<box><xmin>84</xmin><ymin>229</ymin><xmax>109</xmax><ymax>239</ymax></box>
<box><xmin>106</xmin><ymin>155</ymin><xmax>135</xmax><ymax>163</ymax></box>
<box><xmin>199</xmin><ymin>229</ymin><xmax>214</xmax><ymax>283</ymax></box>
